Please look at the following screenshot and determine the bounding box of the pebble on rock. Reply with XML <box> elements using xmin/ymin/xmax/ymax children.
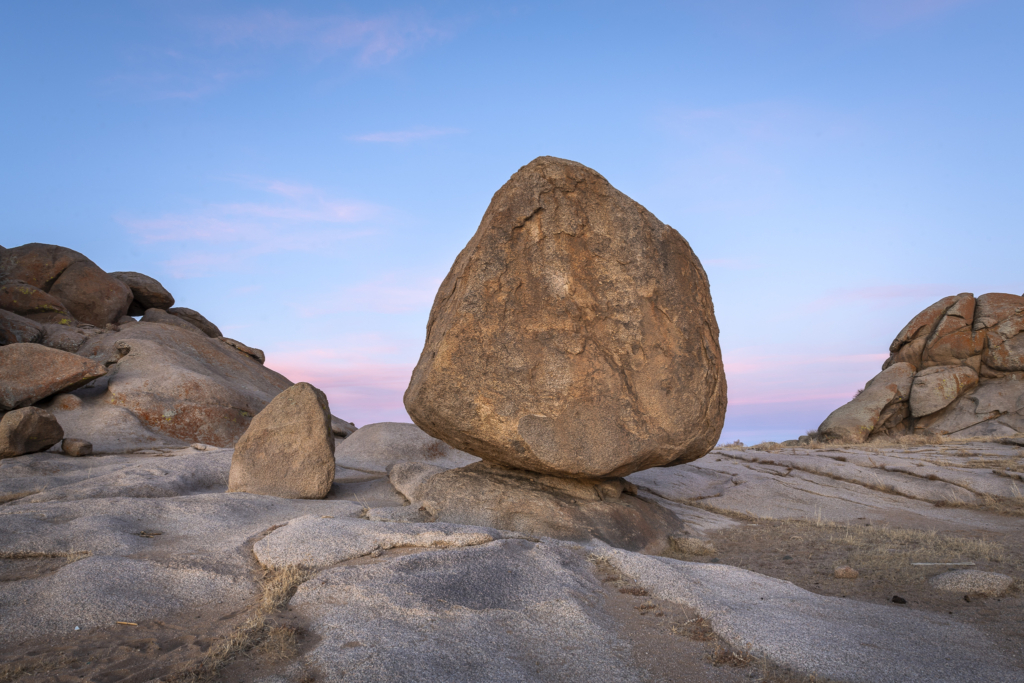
<box><xmin>61</xmin><ymin>438</ymin><xmax>93</xmax><ymax>457</ymax></box>
<box><xmin>834</xmin><ymin>566</ymin><xmax>859</xmax><ymax>579</ymax></box>
<box><xmin>892</xmin><ymin>595</ymin><xmax>907</xmax><ymax>604</ymax></box>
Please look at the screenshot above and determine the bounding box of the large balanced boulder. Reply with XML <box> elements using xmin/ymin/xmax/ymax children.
<box><xmin>0</xmin><ymin>344</ymin><xmax>107</xmax><ymax>411</ymax></box>
<box><xmin>228</xmin><ymin>382</ymin><xmax>336</xmax><ymax>498</ymax></box>
<box><xmin>821</xmin><ymin>292</ymin><xmax>1024</xmax><ymax>441</ymax></box>
<box><xmin>109</xmin><ymin>271</ymin><xmax>174</xmax><ymax>316</ymax></box>
<box><xmin>404</xmin><ymin>157</ymin><xmax>726</xmax><ymax>478</ymax></box>
<box><xmin>0</xmin><ymin>407</ymin><xmax>64</xmax><ymax>458</ymax></box>
<box><xmin>141</xmin><ymin>307</ymin><xmax>205</xmax><ymax>335</ymax></box>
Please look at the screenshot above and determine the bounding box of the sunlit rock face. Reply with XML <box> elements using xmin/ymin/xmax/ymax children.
<box><xmin>820</xmin><ymin>292</ymin><xmax>1024</xmax><ymax>442</ymax></box>
<box><xmin>405</xmin><ymin>156</ymin><xmax>727</xmax><ymax>478</ymax></box>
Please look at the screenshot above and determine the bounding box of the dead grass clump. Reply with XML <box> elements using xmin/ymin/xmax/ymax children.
<box><xmin>668</xmin><ymin>535</ymin><xmax>716</xmax><ymax>557</ymax></box>
<box><xmin>0</xmin><ymin>654</ymin><xmax>74</xmax><ymax>683</ymax></box>
<box><xmin>0</xmin><ymin>491</ymin><xmax>39</xmax><ymax>505</ymax></box>
<box><xmin>167</xmin><ymin>564</ymin><xmax>313</xmax><ymax>682</ymax></box>
<box><xmin>751</xmin><ymin>442</ymin><xmax>784</xmax><ymax>453</ymax></box>
<box><xmin>672</xmin><ymin>616</ymin><xmax>715</xmax><ymax>642</ymax></box>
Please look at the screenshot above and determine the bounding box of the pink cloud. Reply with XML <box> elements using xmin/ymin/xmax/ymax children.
<box><xmin>806</xmin><ymin>285</ymin><xmax>954</xmax><ymax>312</ymax></box>
<box><xmin>265</xmin><ymin>350</ymin><xmax>415</xmax><ymax>426</ymax></box>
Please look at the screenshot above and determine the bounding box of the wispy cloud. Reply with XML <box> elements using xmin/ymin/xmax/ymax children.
<box><xmin>350</xmin><ymin>127</ymin><xmax>462</xmax><ymax>143</ymax></box>
<box><xmin>118</xmin><ymin>179</ymin><xmax>381</xmax><ymax>276</ymax></box>
<box><xmin>200</xmin><ymin>9</ymin><xmax>452</xmax><ymax>66</ymax></box>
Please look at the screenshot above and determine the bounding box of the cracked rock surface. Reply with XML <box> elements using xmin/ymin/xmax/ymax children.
<box><xmin>0</xmin><ymin>424</ymin><xmax>1021</xmax><ymax>682</ymax></box>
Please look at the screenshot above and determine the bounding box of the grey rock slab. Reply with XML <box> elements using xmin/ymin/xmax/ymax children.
<box><xmin>252</xmin><ymin>515</ymin><xmax>501</xmax><ymax>571</ymax></box>
<box><xmin>5</xmin><ymin>449</ymin><xmax>232</xmax><ymax>504</ymax></box>
<box><xmin>0</xmin><ymin>555</ymin><xmax>252</xmax><ymax>645</ymax></box>
<box><xmin>289</xmin><ymin>540</ymin><xmax>642</xmax><ymax>683</ymax></box>
<box><xmin>929</xmin><ymin>569</ymin><xmax>1015</xmax><ymax>596</ymax></box>
<box><xmin>596</xmin><ymin>548</ymin><xmax>1023</xmax><ymax>683</ymax></box>
<box><xmin>334</xmin><ymin>421</ymin><xmax>479</xmax><ymax>474</ymax></box>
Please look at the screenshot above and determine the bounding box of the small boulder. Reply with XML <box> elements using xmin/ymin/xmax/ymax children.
<box><xmin>0</xmin><ymin>309</ymin><xmax>44</xmax><ymax>345</ymax></box>
<box><xmin>0</xmin><ymin>407</ymin><xmax>64</xmax><ymax>458</ymax></box>
<box><xmin>0</xmin><ymin>282</ymin><xmax>74</xmax><ymax>323</ymax></box>
<box><xmin>141</xmin><ymin>307</ymin><xmax>205</xmax><ymax>335</ymax></box>
<box><xmin>168</xmin><ymin>307</ymin><xmax>222</xmax><ymax>338</ymax></box>
<box><xmin>40</xmin><ymin>323</ymin><xmax>93</xmax><ymax>353</ymax></box>
<box><xmin>0</xmin><ymin>243</ymin><xmax>87</xmax><ymax>291</ymax></box>
<box><xmin>219</xmin><ymin>337</ymin><xmax>265</xmax><ymax>364</ymax></box>
<box><xmin>404</xmin><ymin>156</ymin><xmax>727</xmax><ymax>478</ymax></box>
<box><xmin>109</xmin><ymin>271</ymin><xmax>175</xmax><ymax>316</ymax></box>
<box><xmin>834</xmin><ymin>566</ymin><xmax>859</xmax><ymax>579</ymax></box>
<box><xmin>929</xmin><ymin>569</ymin><xmax>1014</xmax><ymax>597</ymax></box>
<box><xmin>61</xmin><ymin>437</ymin><xmax>93</xmax><ymax>457</ymax></box>
<box><xmin>228</xmin><ymin>382</ymin><xmax>336</xmax><ymax>499</ymax></box>
<box><xmin>0</xmin><ymin>344</ymin><xmax>107</xmax><ymax>410</ymax></box>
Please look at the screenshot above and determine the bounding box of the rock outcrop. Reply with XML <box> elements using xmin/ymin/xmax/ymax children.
<box><xmin>405</xmin><ymin>156</ymin><xmax>726</xmax><ymax>478</ymax></box>
<box><xmin>0</xmin><ymin>407</ymin><xmax>64</xmax><ymax>458</ymax></box>
<box><xmin>228</xmin><ymin>382</ymin><xmax>336</xmax><ymax>498</ymax></box>
<box><xmin>820</xmin><ymin>292</ymin><xmax>1024</xmax><ymax>442</ymax></box>
<box><xmin>0</xmin><ymin>242</ymin><xmax>355</xmax><ymax>453</ymax></box>
<box><xmin>0</xmin><ymin>344</ymin><xmax>107</xmax><ymax>411</ymax></box>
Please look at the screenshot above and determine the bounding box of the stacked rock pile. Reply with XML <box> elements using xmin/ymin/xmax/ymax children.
<box><xmin>0</xmin><ymin>243</ymin><xmax>353</xmax><ymax>458</ymax></box>
<box><xmin>820</xmin><ymin>292</ymin><xmax>1024</xmax><ymax>442</ymax></box>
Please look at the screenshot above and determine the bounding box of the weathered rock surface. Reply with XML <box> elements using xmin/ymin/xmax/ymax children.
<box><xmin>405</xmin><ymin>156</ymin><xmax>726</xmax><ymax>478</ymax></box>
<box><xmin>334</xmin><ymin>421</ymin><xmax>479</xmax><ymax>473</ymax></box>
<box><xmin>228</xmin><ymin>382</ymin><xmax>335</xmax><ymax>499</ymax></box>
<box><xmin>823</xmin><ymin>292</ymin><xmax>1024</xmax><ymax>440</ymax></box>
<box><xmin>0</xmin><ymin>282</ymin><xmax>74</xmax><ymax>323</ymax></box>
<box><xmin>0</xmin><ymin>407</ymin><xmax>64</xmax><ymax>458</ymax></box>
<box><xmin>0</xmin><ymin>309</ymin><xmax>44</xmax><ymax>345</ymax></box>
<box><xmin>140</xmin><ymin>307</ymin><xmax>204</xmax><ymax>335</ymax></box>
<box><xmin>168</xmin><ymin>306</ymin><xmax>222</xmax><ymax>338</ymax></box>
<box><xmin>39</xmin><ymin>322</ymin><xmax>95</xmax><ymax>353</ymax></box>
<box><xmin>60</xmin><ymin>438</ymin><xmax>93</xmax><ymax>457</ymax></box>
<box><xmin>219</xmin><ymin>336</ymin><xmax>265</xmax><ymax>364</ymax></box>
<box><xmin>74</xmin><ymin>323</ymin><xmax>293</xmax><ymax>446</ymax></box>
<box><xmin>0</xmin><ymin>439</ymin><xmax>1021</xmax><ymax>682</ymax></box>
<box><xmin>0</xmin><ymin>243</ymin><xmax>88</xmax><ymax>291</ymax></box>
<box><xmin>929</xmin><ymin>569</ymin><xmax>1015</xmax><ymax>596</ymax></box>
<box><xmin>818</xmin><ymin>363</ymin><xmax>915</xmax><ymax>443</ymax></box>
<box><xmin>0</xmin><ymin>343</ymin><xmax>107</xmax><ymax>410</ymax></box>
<box><xmin>109</xmin><ymin>271</ymin><xmax>174</xmax><ymax>315</ymax></box>
<box><xmin>909</xmin><ymin>365</ymin><xmax>979</xmax><ymax>418</ymax></box>
<box><xmin>389</xmin><ymin>460</ymin><xmax>682</xmax><ymax>552</ymax></box>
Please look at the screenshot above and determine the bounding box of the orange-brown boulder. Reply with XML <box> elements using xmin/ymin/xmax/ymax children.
<box><xmin>0</xmin><ymin>309</ymin><xmax>44</xmax><ymax>345</ymax></box>
<box><xmin>0</xmin><ymin>344</ymin><xmax>107</xmax><ymax>411</ymax></box>
<box><xmin>0</xmin><ymin>282</ymin><xmax>74</xmax><ymax>324</ymax></box>
<box><xmin>228</xmin><ymin>382</ymin><xmax>335</xmax><ymax>499</ymax></box>
<box><xmin>404</xmin><ymin>156</ymin><xmax>726</xmax><ymax>478</ymax></box>
<box><xmin>0</xmin><ymin>407</ymin><xmax>64</xmax><ymax>458</ymax></box>
<box><xmin>49</xmin><ymin>261</ymin><xmax>132</xmax><ymax>326</ymax></box>
<box><xmin>109</xmin><ymin>271</ymin><xmax>175</xmax><ymax>315</ymax></box>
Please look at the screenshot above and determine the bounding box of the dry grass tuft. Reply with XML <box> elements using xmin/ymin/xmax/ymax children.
<box><xmin>0</xmin><ymin>491</ymin><xmax>39</xmax><ymax>505</ymax></box>
<box><xmin>0</xmin><ymin>550</ymin><xmax>89</xmax><ymax>561</ymax></box>
<box><xmin>0</xmin><ymin>654</ymin><xmax>74</xmax><ymax>683</ymax></box>
<box><xmin>668</xmin><ymin>535</ymin><xmax>717</xmax><ymax>557</ymax></box>
<box><xmin>166</xmin><ymin>564</ymin><xmax>313</xmax><ymax>682</ymax></box>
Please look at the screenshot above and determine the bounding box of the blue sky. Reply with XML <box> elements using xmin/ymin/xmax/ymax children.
<box><xmin>2</xmin><ymin>0</ymin><xmax>1022</xmax><ymax>443</ymax></box>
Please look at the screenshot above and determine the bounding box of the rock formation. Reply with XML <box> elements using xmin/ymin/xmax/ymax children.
<box><xmin>820</xmin><ymin>292</ymin><xmax>1024</xmax><ymax>442</ymax></box>
<box><xmin>405</xmin><ymin>156</ymin><xmax>726</xmax><ymax>478</ymax></box>
<box><xmin>227</xmin><ymin>382</ymin><xmax>336</xmax><ymax>499</ymax></box>
<box><xmin>0</xmin><ymin>242</ymin><xmax>355</xmax><ymax>453</ymax></box>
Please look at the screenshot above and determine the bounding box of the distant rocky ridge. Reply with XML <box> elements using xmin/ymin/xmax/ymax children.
<box><xmin>820</xmin><ymin>292</ymin><xmax>1024</xmax><ymax>442</ymax></box>
<box><xmin>0</xmin><ymin>242</ymin><xmax>355</xmax><ymax>456</ymax></box>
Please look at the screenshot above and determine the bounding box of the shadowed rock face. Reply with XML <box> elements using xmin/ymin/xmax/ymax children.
<box><xmin>405</xmin><ymin>156</ymin><xmax>726</xmax><ymax>478</ymax></box>
<box><xmin>820</xmin><ymin>291</ymin><xmax>1024</xmax><ymax>442</ymax></box>
<box><xmin>109</xmin><ymin>271</ymin><xmax>175</xmax><ymax>316</ymax></box>
<box><xmin>0</xmin><ymin>407</ymin><xmax>64</xmax><ymax>458</ymax></box>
